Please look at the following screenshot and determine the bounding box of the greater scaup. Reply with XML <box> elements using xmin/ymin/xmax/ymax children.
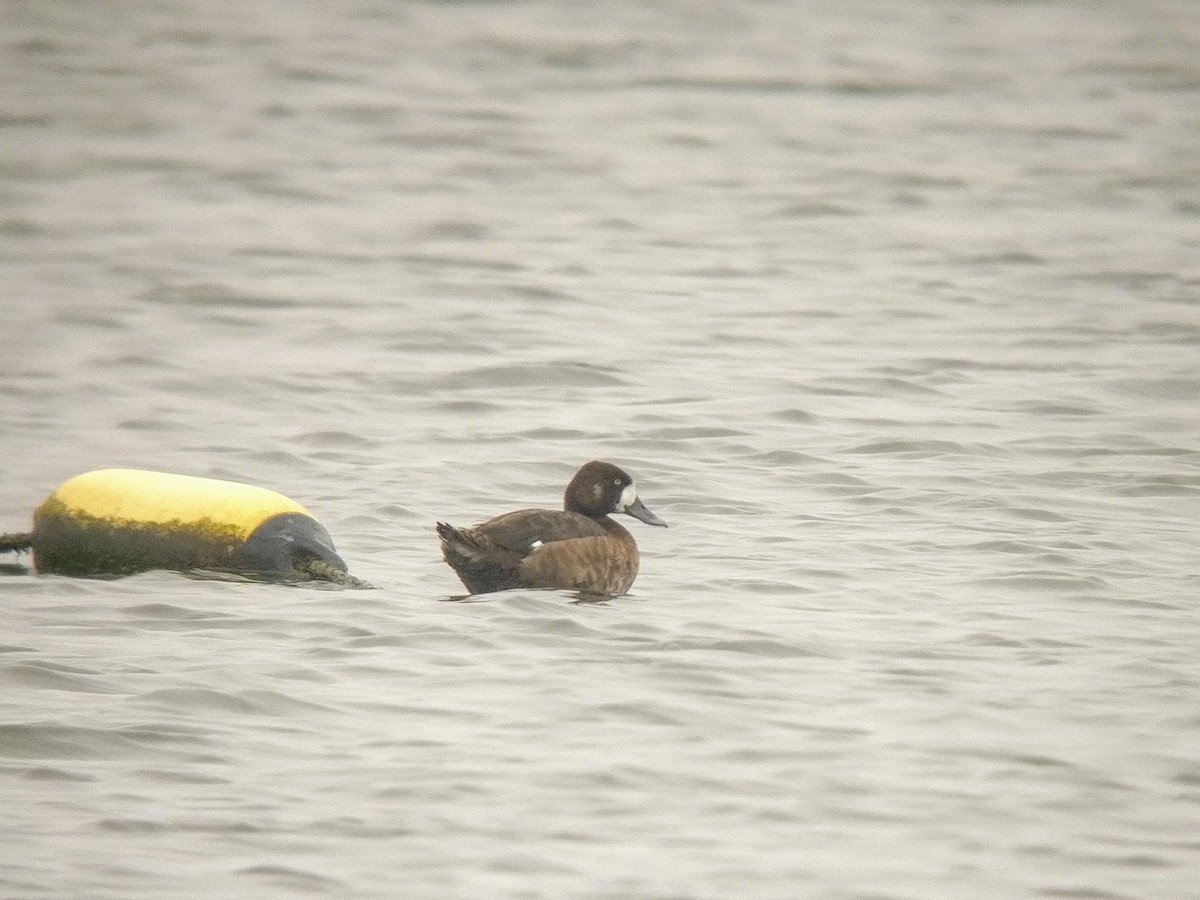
<box><xmin>436</xmin><ymin>460</ymin><xmax>666</xmax><ymax>596</ymax></box>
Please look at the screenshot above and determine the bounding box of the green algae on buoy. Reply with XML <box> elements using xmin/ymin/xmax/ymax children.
<box><xmin>1</xmin><ymin>469</ymin><xmax>365</xmax><ymax>586</ymax></box>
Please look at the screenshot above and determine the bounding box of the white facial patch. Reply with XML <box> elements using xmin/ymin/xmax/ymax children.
<box><xmin>618</xmin><ymin>482</ymin><xmax>638</xmax><ymax>511</ymax></box>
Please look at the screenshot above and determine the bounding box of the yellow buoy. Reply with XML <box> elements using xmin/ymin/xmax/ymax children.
<box><xmin>2</xmin><ymin>469</ymin><xmax>362</xmax><ymax>585</ymax></box>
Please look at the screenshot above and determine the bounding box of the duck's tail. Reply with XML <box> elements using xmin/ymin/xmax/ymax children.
<box><xmin>435</xmin><ymin>522</ymin><xmax>520</xmax><ymax>594</ymax></box>
<box><xmin>436</xmin><ymin>521</ymin><xmax>480</xmax><ymax>561</ymax></box>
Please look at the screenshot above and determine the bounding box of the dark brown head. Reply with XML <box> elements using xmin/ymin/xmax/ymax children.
<box><xmin>563</xmin><ymin>461</ymin><xmax>667</xmax><ymax>527</ymax></box>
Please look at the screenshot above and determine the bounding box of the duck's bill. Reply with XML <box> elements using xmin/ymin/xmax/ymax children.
<box><xmin>625</xmin><ymin>497</ymin><xmax>667</xmax><ymax>527</ymax></box>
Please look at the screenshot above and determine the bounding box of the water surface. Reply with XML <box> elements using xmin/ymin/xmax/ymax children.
<box><xmin>2</xmin><ymin>2</ymin><xmax>1198</xmax><ymax>898</ymax></box>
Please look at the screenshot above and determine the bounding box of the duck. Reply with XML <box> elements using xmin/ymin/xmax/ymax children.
<box><xmin>436</xmin><ymin>460</ymin><xmax>667</xmax><ymax>597</ymax></box>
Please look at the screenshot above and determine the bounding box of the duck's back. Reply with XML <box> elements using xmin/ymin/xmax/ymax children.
<box><xmin>473</xmin><ymin>508</ymin><xmax>607</xmax><ymax>553</ymax></box>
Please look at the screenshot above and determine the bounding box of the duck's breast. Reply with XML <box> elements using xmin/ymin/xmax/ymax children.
<box><xmin>518</xmin><ymin>522</ymin><xmax>639</xmax><ymax>595</ymax></box>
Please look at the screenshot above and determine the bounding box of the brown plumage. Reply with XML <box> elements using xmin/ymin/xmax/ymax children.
<box><xmin>436</xmin><ymin>460</ymin><xmax>667</xmax><ymax>597</ymax></box>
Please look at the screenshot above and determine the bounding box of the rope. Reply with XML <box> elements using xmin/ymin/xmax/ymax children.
<box><xmin>0</xmin><ymin>533</ymin><xmax>34</xmax><ymax>554</ymax></box>
<box><xmin>297</xmin><ymin>556</ymin><xmax>373</xmax><ymax>589</ymax></box>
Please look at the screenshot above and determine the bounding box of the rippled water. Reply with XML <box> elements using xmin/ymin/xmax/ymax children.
<box><xmin>3</xmin><ymin>1</ymin><xmax>1199</xmax><ymax>897</ymax></box>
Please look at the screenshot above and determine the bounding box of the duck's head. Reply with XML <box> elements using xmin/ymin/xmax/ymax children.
<box><xmin>564</xmin><ymin>460</ymin><xmax>667</xmax><ymax>527</ymax></box>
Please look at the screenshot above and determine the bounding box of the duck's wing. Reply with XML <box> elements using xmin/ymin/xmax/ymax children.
<box><xmin>475</xmin><ymin>508</ymin><xmax>606</xmax><ymax>555</ymax></box>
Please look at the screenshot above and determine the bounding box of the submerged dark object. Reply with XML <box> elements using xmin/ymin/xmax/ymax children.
<box><xmin>437</xmin><ymin>460</ymin><xmax>667</xmax><ymax>597</ymax></box>
<box><xmin>1</xmin><ymin>468</ymin><xmax>364</xmax><ymax>586</ymax></box>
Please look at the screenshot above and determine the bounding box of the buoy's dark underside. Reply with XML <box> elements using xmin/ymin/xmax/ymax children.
<box><xmin>32</xmin><ymin>505</ymin><xmax>347</xmax><ymax>579</ymax></box>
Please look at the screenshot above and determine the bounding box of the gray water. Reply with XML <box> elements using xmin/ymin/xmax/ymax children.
<box><xmin>2</xmin><ymin>1</ymin><xmax>1199</xmax><ymax>897</ymax></box>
